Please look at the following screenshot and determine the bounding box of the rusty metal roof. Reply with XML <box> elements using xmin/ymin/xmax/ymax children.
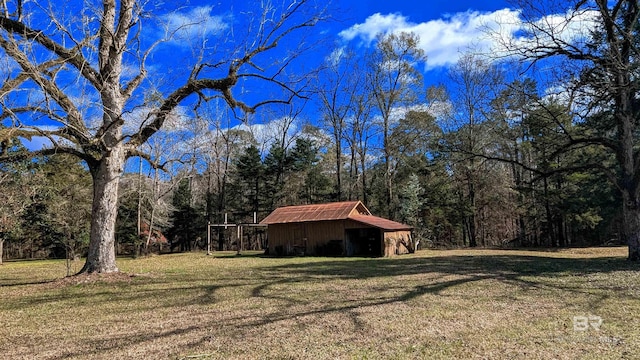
<box><xmin>260</xmin><ymin>201</ymin><xmax>411</xmax><ymax>231</ymax></box>
<box><xmin>348</xmin><ymin>214</ymin><xmax>412</xmax><ymax>231</ymax></box>
<box><xmin>260</xmin><ymin>201</ymin><xmax>369</xmax><ymax>224</ymax></box>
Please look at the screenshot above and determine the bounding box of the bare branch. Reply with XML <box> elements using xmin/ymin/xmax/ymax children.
<box><xmin>0</xmin><ymin>15</ymin><xmax>102</xmax><ymax>90</ymax></box>
<box><xmin>0</xmin><ymin>36</ymin><xmax>91</xmax><ymax>145</ymax></box>
<box><xmin>126</xmin><ymin>148</ymin><xmax>170</xmax><ymax>172</ymax></box>
<box><xmin>0</xmin><ymin>58</ymin><xmax>66</xmax><ymax>97</ymax></box>
<box><xmin>0</xmin><ymin>140</ymin><xmax>89</xmax><ymax>163</ymax></box>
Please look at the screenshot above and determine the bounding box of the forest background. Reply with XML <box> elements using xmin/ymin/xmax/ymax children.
<box><xmin>0</xmin><ymin>0</ymin><xmax>636</xmax><ymax>264</ymax></box>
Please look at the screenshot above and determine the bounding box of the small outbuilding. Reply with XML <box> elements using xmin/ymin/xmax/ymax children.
<box><xmin>260</xmin><ymin>201</ymin><xmax>414</xmax><ymax>257</ymax></box>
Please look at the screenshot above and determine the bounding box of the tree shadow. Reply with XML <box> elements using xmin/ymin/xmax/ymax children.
<box><xmin>4</xmin><ymin>251</ymin><xmax>637</xmax><ymax>358</ymax></box>
<box><xmin>259</xmin><ymin>253</ymin><xmax>635</xmax><ymax>281</ymax></box>
<box><xmin>239</xmin><ymin>253</ymin><xmax>637</xmax><ymax>329</ymax></box>
<box><xmin>0</xmin><ymin>278</ymin><xmax>58</xmax><ymax>287</ymax></box>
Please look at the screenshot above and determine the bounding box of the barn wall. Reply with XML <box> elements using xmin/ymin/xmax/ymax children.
<box><xmin>267</xmin><ymin>221</ymin><xmax>346</xmax><ymax>255</ymax></box>
<box><xmin>305</xmin><ymin>221</ymin><xmax>346</xmax><ymax>255</ymax></box>
<box><xmin>383</xmin><ymin>230</ymin><xmax>412</xmax><ymax>256</ymax></box>
<box><xmin>266</xmin><ymin>224</ymin><xmax>293</xmax><ymax>255</ymax></box>
<box><xmin>268</xmin><ymin>221</ymin><xmax>412</xmax><ymax>257</ymax></box>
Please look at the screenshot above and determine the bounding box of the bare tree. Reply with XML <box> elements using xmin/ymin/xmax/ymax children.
<box><xmin>368</xmin><ymin>32</ymin><xmax>426</xmax><ymax>219</ymax></box>
<box><xmin>209</xmin><ymin>122</ymin><xmax>253</xmax><ymax>250</ymax></box>
<box><xmin>495</xmin><ymin>0</ymin><xmax>640</xmax><ymax>260</ymax></box>
<box><xmin>445</xmin><ymin>53</ymin><xmax>504</xmax><ymax>247</ymax></box>
<box><xmin>139</xmin><ymin>129</ymin><xmax>190</xmax><ymax>256</ymax></box>
<box><xmin>347</xmin><ymin>76</ymin><xmax>376</xmax><ymax>204</ymax></box>
<box><xmin>196</xmin><ymin>102</ymin><xmax>244</xmax><ymax>251</ymax></box>
<box><xmin>316</xmin><ymin>48</ymin><xmax>358</xmax><ymax>200</ymax></box>
<box><xmin>0</xmin><ymin>0</ymin><xmax>326</xmax><ymax>272</ymax></box>
<box><xmin>0</xmin><ymin>164</ymin><xmax>37</xmax><ymax>265</ymax></box>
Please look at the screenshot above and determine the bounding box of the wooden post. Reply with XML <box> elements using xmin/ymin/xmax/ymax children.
<box><xmin>207</xmin><ymin>222</ymin><xmax>211</xmax><ymax>255</ymax></box>
<box><xmin>236</xmin><ymin>225</ymin><xmax>242</xmax><ymax>255</ymax></box>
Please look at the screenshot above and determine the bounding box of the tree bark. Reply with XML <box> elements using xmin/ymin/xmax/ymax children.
<box><xmin>359</xmin><ymin>146</ymin><xmax>368</xmax><ymax>205</ymax></box>
<box><xmin>467</xmin><ymin>173</ymin><xmax>477</xmax><ymax>247</ymax></box>
<box><xmin>79</xmin><ymin>145</ymin><xmax>125</xmax><ymax>273</ymax></box>
<box><xmin>0</xmin><ymin>239</ymin><xmax>4</xmax><ymax>265</ymax></box>
<box><xmin>622</xmin><ymin>190</ymin><xmax>640</xmax><ymax>261</ymax></box>
<box><xmin>335</xmin><ymin>138</ymin><xmax>342</xmax><ymax>201</ymax></box>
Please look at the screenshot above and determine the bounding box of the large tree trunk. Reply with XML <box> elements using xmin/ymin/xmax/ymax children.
<box><xmin>618</xmin><ymin>75</ymin><xmax>639</xmax><ymax>261</ymax></box>
<box><xmin>467</xmin><ymin>176</ymin><xmax>477</xmax><ymax>248</ymax></box>
<box><xmin>622</xmin><ymin>190</ymin><xmax>640</xmax><ymax>261</ymax></box>
<box><xmin>79</xmin><ymin>145</ymin><xmax>125</xmax><ymax>273</ymax></box>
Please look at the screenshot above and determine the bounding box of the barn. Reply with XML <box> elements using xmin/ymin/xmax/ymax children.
<box><xmin>260</xmin><ymin>201</ymin><xmax>414</xmax><ymax>257</ymax></box>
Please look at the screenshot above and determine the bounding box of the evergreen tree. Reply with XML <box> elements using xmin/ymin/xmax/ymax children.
<box><xmin>168</xmin><ymin>178</ymin><xmax>204</xmax><ymax>252</ymax></box>
<box><xmin>289</xmin><ymin>138</ymin><xmax>332</xmax><ymax>204</ymax></box>
<box><xmin>263</xmin><ymin>143</ymin><xmax>291</xmax><ymax>209</ymax></box>
<box><xmin>230</xmin><ymin>145</ymin><xmax>265</xmax><ymax>220</ymax></box>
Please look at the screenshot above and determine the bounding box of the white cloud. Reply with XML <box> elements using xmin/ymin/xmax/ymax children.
<box><xmin>325</xmin><ymin>46</ymin><xmax>346</xmax><ymax>67</ymax></box>
<box><xmin>17</xmin><ymin>125</ymin><xmax>63</xmax><ymax>151</ymax></box>
<box><xmin>339</xmin><ymin>8</ymin><xmax>600</xmax><ymax>70</ymax></box>
<box><xmin>339</xmin><ymin>13</ymin><xmax>409</xmax><ymax>44</ymax></box>
<box><xmin>339</xmin><ymin>10</ymin><xmax>520</xmax><ymax>69</ymax></box>
<box><xmin>119</xmin><ymin>105</ymin><xmax>192</xmax><ymax>138</ymax></box>
<box><xmin>512</xmin><ymin>9</ymin><xmax>601</xmax><ymax>58</ymax></box>
<box><xmin>232</xmin><ymin>116</ymin><xmax>300</xmax><ymax>154</ymax></box>
<box><xmin>159</xmin><ymin>6</ymin><xmax>230</xmax><ymax>45</ymax></box>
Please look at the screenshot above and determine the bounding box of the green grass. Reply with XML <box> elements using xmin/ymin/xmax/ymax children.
<box><xmin>1</xmin><ymin>247</ymin><xmax>638</xmax><ymax>359</ymax></box>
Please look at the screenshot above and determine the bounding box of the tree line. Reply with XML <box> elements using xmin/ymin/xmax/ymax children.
<box><xmin>0</xmin><ymin>0</ymin><xmax>638</xmax><ymax>269</ymax></box>
<box><xmin>0</xmin><ymin>56</ymin><xmax>624</xmax><ymax>262</ymax></box>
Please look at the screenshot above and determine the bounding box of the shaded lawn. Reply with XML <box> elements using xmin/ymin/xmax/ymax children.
<box><xmin>0</xmin><ymin>247</ymin><xmax>638</xmax><ymax>359</ymax></box>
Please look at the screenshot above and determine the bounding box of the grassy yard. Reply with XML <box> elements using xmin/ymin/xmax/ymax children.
<box><xmin>0</xmin><ymin>247</ymin><xmax>638</xmax><ymax>359</ymax></box>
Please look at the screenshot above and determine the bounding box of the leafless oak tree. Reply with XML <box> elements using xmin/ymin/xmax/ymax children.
<box><xmin>0</xmin><ymin>0</ymin><xmax>327</xmax><ymax>272</ymax></box>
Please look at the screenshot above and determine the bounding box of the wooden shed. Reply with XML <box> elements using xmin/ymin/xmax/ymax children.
<box><xmin>260</xmin><ymin>201</ymin><xmax>414</xmax><ymax>257</ymax></box>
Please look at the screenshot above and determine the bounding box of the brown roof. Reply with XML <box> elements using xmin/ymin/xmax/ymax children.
<box><xmin>260</xmin><ymin>201</ymin><xmax>369</xmax><ymax>224</ymax></box>
<box><xmin>348</xmin><ymin>214</ymin><xmax>412</xmax><ymax>231</ymax></box>
<box><xmin>260</xmin><ymin>201</ymin><xmax>412</xmax><ymax>231</ymax></box>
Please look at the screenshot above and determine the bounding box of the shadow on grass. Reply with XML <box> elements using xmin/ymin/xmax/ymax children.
<box><xmin>238</xmin><ymin>253</ymin><xmax>638</xmax><ymax>326</ymax></box>
<box><xmin>4</xmin><ymin>251</ymin><xmax>639</xmax><ymax>359</ymax></box>
<box><xmin>0</xmin><ymin>278</ymin><xmax>58</xmax><ymax>287</ymax></box>
<box><xmin>261</xmin><ymin>253</ymin><xmax>635</xmax><ymax>279</ymax></box>
<box><xmin>210</xmin><ymin>252</ymin><xmax>266</xmax><ymax>259</ymax></box>
<box><xmin>4</xmin><ymin>252</ymin><xmax>635</xmax><ymax>311</ymax></box>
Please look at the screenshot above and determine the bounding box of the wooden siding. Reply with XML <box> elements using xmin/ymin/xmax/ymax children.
<box><xmin>383</xmin><ymin>231</ymin><xmax>412</xmax><ymax>256</ymax></box>
<box><xmin>267</xmin><ymin>220</ymin><xmax>411</xmax><ymax>257</ymax></box>
<box><xmin>267</xmin><ymin>220</ymin><xmax>346</xmax><ymax>256</ymax></box>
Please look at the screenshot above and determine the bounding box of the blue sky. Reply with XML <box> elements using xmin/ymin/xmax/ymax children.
<box><xmin>147</xmin><ymin>0</ymin><xmax>524</xmax><ymax>90</ymax></box>
<box><xmin>346</xmin><ymin>0</ymin><xmax>514</xmax><ymax>16</ymax></box>
<box><xmin>153</xmin><ymin>0</ymin><xmax>521</xmax><ymax>79</ymax></box>
<box><xmin>143</xmin><ymin>0</ymin><xmax>589</xmax><ymax>111</ymax></box>
<box><xmin>115</xmin><ymin>0</ymin><xmax>526</xmax><ymax>169</ymax></box>
<box><xmin>9</xmin><ymin>0</ymin><xmax>600</xmax><ymax>163</ymax></box>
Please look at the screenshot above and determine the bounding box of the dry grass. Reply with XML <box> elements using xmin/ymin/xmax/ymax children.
<box><xmin>1</xmin><ymin>247</ymin><xmax>638</xmax><ymax>359</ymax></box>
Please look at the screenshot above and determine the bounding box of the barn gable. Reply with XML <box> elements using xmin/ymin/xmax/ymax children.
<box><xmin>260</xmin><ymin>201</ymin><xmax>371</xmax><ymax>224</ymax></box>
